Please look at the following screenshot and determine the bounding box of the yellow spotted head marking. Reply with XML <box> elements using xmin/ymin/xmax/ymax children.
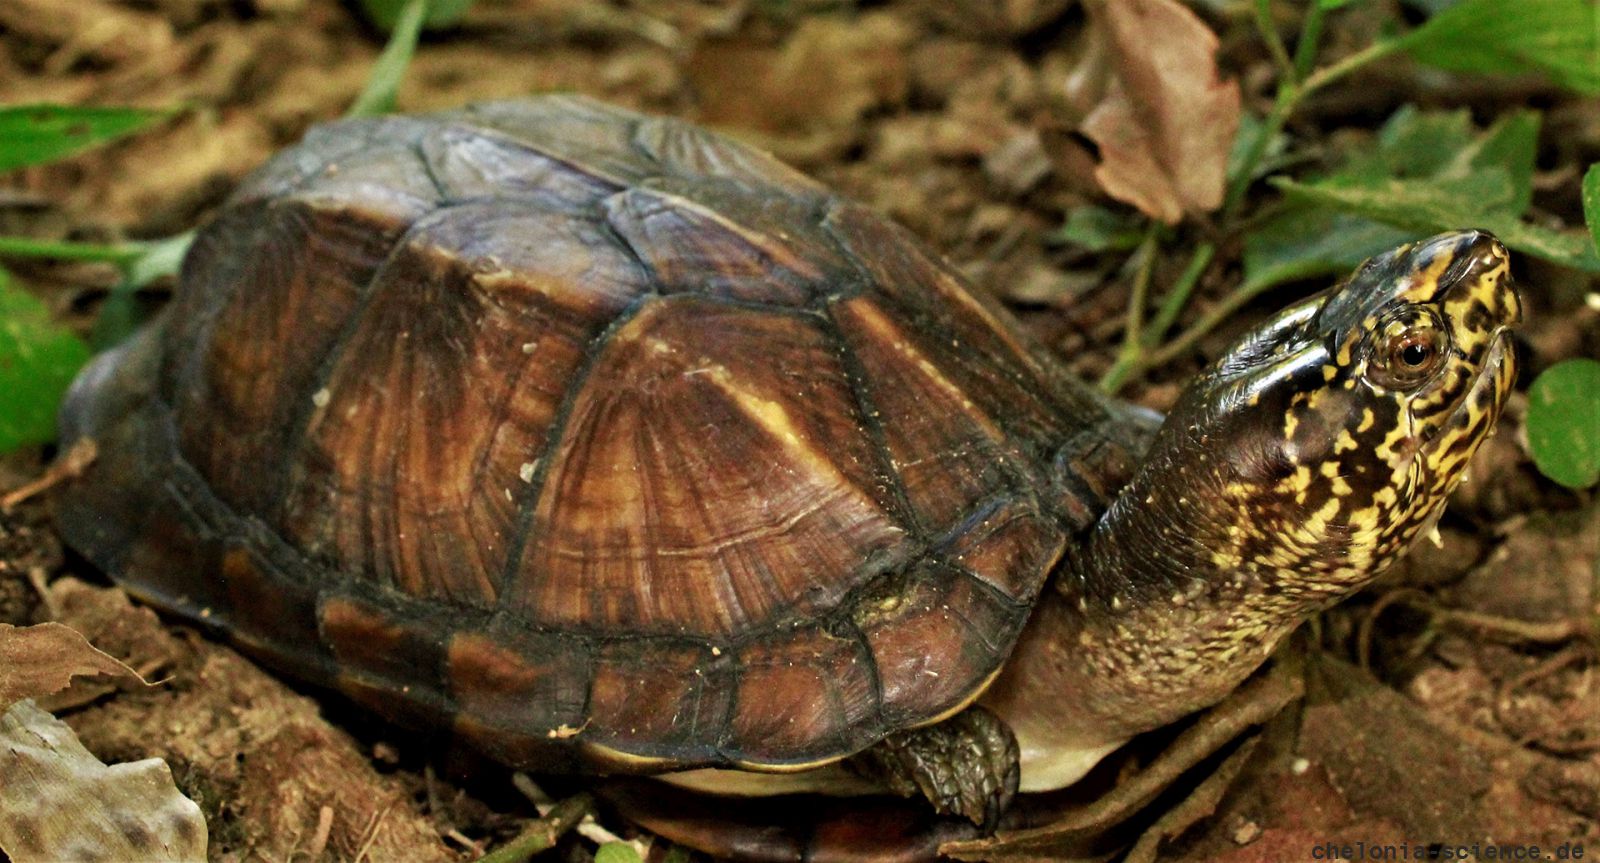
<box><xmin>1086</xmin><ymin>231</ymin><xmax>1522</xmax><ymax>616</ymax></box>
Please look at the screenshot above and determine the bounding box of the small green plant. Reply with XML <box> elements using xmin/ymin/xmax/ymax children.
<box><xmin>0</xmin><ymin>269</ymin><xmax>91</xmax><ymax>452</ymax></box>
<box><xmin>1089</xmin><ymin>0</ymin><xmax>1600</xmax><ymax>392</ymax></box>
<box><xmin>0</xmin><ymin>105</ymin><xmax>183</xmax><ymax>453</ymax></box>
<box><xmin>357</xmin><ymin>0</ymin><xmax>473</xmax><ymax>33</ymax></box>
<box><xmin>0</xmin><ymin>105</ymin><xmax>175</xmax><ymax>173</ymax></box>
<box><xmin>348</xmin><ymin>0</ymin><xmax>434</xmax><ymax>118</ymax></box>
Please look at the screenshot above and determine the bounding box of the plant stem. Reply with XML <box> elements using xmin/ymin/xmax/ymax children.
<box><xmin>474</xmin><ymin>793</ymin><xmax>595</xmax><ymax>863</ymax></box>
<box><xmin>1144</xmin><ymin>241</ymin><xmax>1216</xmax><ymax>347</ymax></box>
<box><xmin>1253</xmin><ymin>0</ymin><xmax>1295</xmax><ymax>81</ymax></box>
<box><xmin>0</xmin><ymin>235</ymin><xmax>145</xmax><ymax>265</ymax></box>
<box><xmin>1290</xmin><ymin>0</ymin><xmax>1327</xmax><ymax>81</ymax></box>
<box><xmin>1222</xmin><ymin>83</ymin><xmax>1296</xmax><ymax>219</ymax></box>
<box><xmin>1301</xmin><ymin>37</ymin><xmax>1407</xmax><ymax>97</ymax></box>
<box><xmin>1145</xmin><ymin>274</ymin><xmax>1282</xmax><ymax>370</ymax></box>
<box><xmin>1100</xmin><ymin>240</ymin><xmax>1216</xmax><ymax>393</ymax></box>
<box><xmin>1098</xmin><ymin>225</ymin><xmax>1159</xmax><ymax>393</ymax></box>
<box><xmin>347</xmin><ymin>0</ymin><xmax>427</xmax><ymax>117</ymax></box>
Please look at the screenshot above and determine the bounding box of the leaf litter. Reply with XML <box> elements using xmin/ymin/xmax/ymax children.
<box><xmin>0</xmin><ymin>0</ymin><xmax>1597</xmax><ymax>860</ymax></box>
<box><xmin>0</xmin><ymin>619</ymin><xmax>142</xmax><ymax>711</ymax></box>
<box><xmin>1079</xmin><ymin>0</ymin><xmax>1241</xmax><ymax>224</ymax></box>
<box><xmin>0</xmin><ymin>700</ymin><xmax>207</xmax><ymax>863</ymax></box>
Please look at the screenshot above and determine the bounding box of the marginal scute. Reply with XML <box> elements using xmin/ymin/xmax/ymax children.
<box><xmin>855</xmin><ymin>562</ymin><xmax>1017</xmax><ymax>728</ymax></box>
<box><xmin>218</xmin><ymin>544</ymin><xmax>334</xmax><ymax>685</ymax></box>
<box><xmin>725</xmin><ymin>625</ymin><xmax>880</xmax><ymax>764</ymax></box>
<box><xmin>446</xmin><ymin>626</ymin><xmax>591</xmax><ymax>768</ymax></box>
<box><xmin>320</xmin><ymin>594</ymin><xmax>451</xmax><ymax>727</ymax></box>
<box><xmin>586</xmin><ymin>640</ymin><xmax>732</xmax><ymax>761</ymax></box>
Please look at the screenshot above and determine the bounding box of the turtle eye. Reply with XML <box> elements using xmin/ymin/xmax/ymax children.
<box><xmin>1369</xmin><ymin>311</ymin><xmax>1448</xmax><ymax>389</ymax></box>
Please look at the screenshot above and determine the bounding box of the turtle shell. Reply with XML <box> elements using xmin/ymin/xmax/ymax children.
<box><xmin>54</xmin><ymin>96</ymin><xmax>1139</xmax><ymax>773</ymax></box>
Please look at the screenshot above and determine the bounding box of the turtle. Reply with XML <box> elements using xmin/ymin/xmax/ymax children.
<box><xmin>52</xmin><ymin>96</ymin><xmax>1522</xmax><ymax>842</ymax></box>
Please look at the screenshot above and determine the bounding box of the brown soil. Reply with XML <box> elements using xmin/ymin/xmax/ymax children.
<box><xmin>2</xmin><ymin>1</ymin><xmax>1597</xmax><ymax>861</ymax></box>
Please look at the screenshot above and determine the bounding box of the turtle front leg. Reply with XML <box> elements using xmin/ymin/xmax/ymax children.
<box><xmin>847</xmin><ymin>705</ymin><xmax>1020</xmax><ymax>829</ymax></box>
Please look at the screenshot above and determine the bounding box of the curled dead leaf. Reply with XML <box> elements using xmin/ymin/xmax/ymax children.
<box><xmin>0</xmin><ymin>700</ymin><xmax>207</xmax><ymax>863</ymax></box>
<box><xmin>0</xmin><ymin>621</ymin><xmax>146</xmax><ymax>712</ymax></box>
<box><xmin>1080</xmin><ymin>0</ymin><xmax>1241</xmax><ymax>223</ymax></box>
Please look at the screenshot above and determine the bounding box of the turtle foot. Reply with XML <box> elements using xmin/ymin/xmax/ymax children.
<box><xmin>849</xmin><ymin>705</ymin><xmax>1020</xmax><ymax>830</ymax></box>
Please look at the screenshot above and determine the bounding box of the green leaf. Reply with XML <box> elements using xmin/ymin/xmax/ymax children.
<box><xmin>347</xmin><ymin>0</ymin><xmax>429</xmax><ymax>117</ymax></box>
<box><xmin>1367</xmin><ymin>106</ymin><xmax>1476</xmax><ymax>179</ymax></box>
<box><xmin>1583</xmin><ymin>163</ymin><xmax>1600</xmax><ymax>254</ymax></box>
<box><xmin>0</xmin><ymin>269</ymin><xmax>91</xmax><ymax>452</ymax></box>
<box><xmin>358</xmin><ymin>0</ymin><xmax>473</xmax><ymax>31</ymax></box>
<box><xmin>0</xmin><ymin>105</ymin><xmax>174</xmax><ymax>173</ymax></box>
<box><xmin>594</xmin><ymin>843</ymin><xmax>643</xmax><ymax>863</ymax></box>
<box><xmin>1243</xmin><ymin>206</ymin><xmax>1416</xmax><ymax>292</ymax></box>
<box><xmin>1462</xmin><ymin>110</ymin><xmax>1540</xmax><ymax>216</ymax></box>
<box><xmin>1274</xmin><ymin>176</ymin><xmax>1600</xmax><ymax>271</ymax></box>
<box><xmin>1526</xmin><ymin>358</ymin><xmax>1600</xmax><ymax>489</ymax></box>
<box><xmin>0</xmin><ymin>231</ymin><xmax>195</xmax><ymax>348</ymax></box>
<box><xmin>1269</xmin><ymin>107</ymin><xmax>1595</xmax><ymax>272</ymax></box>
<box><xmin>1400</xmin><ymin>0</ymin><xmax>1600</xmax><ymax>95</ymax></box>
<box><xmin>1050</xmin><ymin>206</ymin><xmax>1145</xmax><ymax>252</ymax></box>
<box><xmin>1352</xmin><ymin>107</ymin><xmax>1537</xmax><ymax>217</ymax></box>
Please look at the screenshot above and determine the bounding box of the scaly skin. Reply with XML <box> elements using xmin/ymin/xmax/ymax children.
<box><xmin>957</xmin><ymin>230</ymin><xmax>1521</xmax><ymax>807</ymax></box>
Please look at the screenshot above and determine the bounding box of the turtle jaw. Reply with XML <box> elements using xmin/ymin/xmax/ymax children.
<box><xmin>1392</xmin><ymin>327</ymin><xmax>1516</xmax><ymax>544</ymax></box>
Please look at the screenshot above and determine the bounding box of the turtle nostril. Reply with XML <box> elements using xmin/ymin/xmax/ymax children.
<box><xmin>1460</xmin><ymin>230</ymin><xmax>1507</xmax><ymax>271</ymax></box>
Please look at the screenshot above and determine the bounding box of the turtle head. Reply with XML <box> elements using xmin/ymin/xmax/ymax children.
<box><xmin>1169</xmin><ymin>229</ymin><xmax>1521</xmax><ymax>592</ymax></box>
<box><xmin>1046</xmin><ymin>232</ymin><xmax>1520</xmax><ymax>742</ymax></box>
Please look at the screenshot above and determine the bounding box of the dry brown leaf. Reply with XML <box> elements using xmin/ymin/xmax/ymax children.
<box><xmin>0</xmin><ymin>700</ymin><xmax>207</xmax><ymax>863</ymax></box>
<box><xmin>687</xmin><ymin>12</ymin><xmax>910</xmax><ymax>163</ymax></box>
<box><xmin>0</xmin><ymin>622</ymin><xmax>143</xmax><ymax>712</ymax></box>
<box><xmin>1080</xmin><ymin>0</ymin><xmax>1241</xmax><ymax>224</ymax></box>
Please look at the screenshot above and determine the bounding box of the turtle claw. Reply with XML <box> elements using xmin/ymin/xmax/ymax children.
<box><xmin>849</xmin><ymin>705</ymin><xmax>1021</xmax><ymax>830</ymax></box>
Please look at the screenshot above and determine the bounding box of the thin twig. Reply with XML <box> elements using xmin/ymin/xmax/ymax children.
<box><xmin>353</xmin><ymin>802</ymin><xmax>395</xmax><ymax>863</ymax></box>
<box><xmin>1357</xmin><ymin>588</ymin><xmax>1432</xmax><ymax>671</ymax></box>
<box><xmin>474</xmin><ymin>793</ymin><xmax>597</xmax><ymax>863</ymax></box>
<box><xmin>1494</xmin><ymin>644</ymin><xmax>1600</xmax><ymax>755</ymax></box>
<box><xmin>1</xmin><ymin>438</ymin><xmax>97</xmax><ymax>511</ymax></box>
<box><xmin>26</xmin><ymin>566</ymin><xmax>58</xmax><ymax>620</ymax></box>
<box><xmin>306</xmin><ymin>805</ymin><xmax>335</xmax><ymax>861</ymax></box>
<box><xmin>1360</xmin><ymin>589</ymin><xmax>1588</xmax><ymax>669</ymax></box>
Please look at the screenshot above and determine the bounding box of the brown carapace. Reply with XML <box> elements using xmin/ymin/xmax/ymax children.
<box><xmin>54</xmin><ymin>97</ymin><xmax>1135</xmax><ymax>774</ymax></box>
